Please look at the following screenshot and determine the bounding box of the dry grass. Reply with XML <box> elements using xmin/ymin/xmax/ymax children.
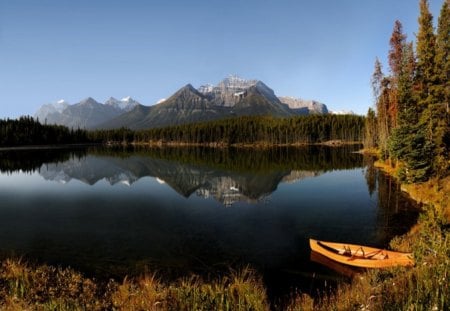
<box><xmin>0</xmin><ymin>263</ymin><xmax>269</xmax><ymax>311</ymax></box>
<box><xmin>401</xmin><ymin>176</ymin><xmax>450</xmax><ymax>221</ymax></box>
<box><xmin>375</xmin><ymin>160</ymin><xmax>450</xmax><ymax>221</ymax></box>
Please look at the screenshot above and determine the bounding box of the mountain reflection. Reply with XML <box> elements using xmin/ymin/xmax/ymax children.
<box><xmin>0</xmin><ymin>146</ymin><xmax>362</xmax><ymax>206</ymax></box>
<box><xmin>0</xmin><ymin>145</ymin><xmax>420</xmax><ymax>299</ymax></box>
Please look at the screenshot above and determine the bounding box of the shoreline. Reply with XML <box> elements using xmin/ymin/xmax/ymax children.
<box><xmin>0</xmin><ymin>143</ymin><xmax>101</xmax><ymax>151</ymax></box>
<box><xmin>374</xmin><ymin>160</ymin><xmax>450</xmax><ymax>221</ymax></box>
<box><xmin>124</xmin><ymin>139</ymin><xmax>362</xmax><ymax>148</ymax></box>
<box><xmin>0</xmin><ymin>140</ymin><xmax>362</xmax><ymax>150</ymax></box>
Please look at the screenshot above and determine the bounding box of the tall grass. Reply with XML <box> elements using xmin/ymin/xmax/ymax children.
<box><xmin>0</xmin><ymin>263</ymin><xmax>269</xmax><ymax>310</ymax></box>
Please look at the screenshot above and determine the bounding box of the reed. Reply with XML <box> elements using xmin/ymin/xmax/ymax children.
<box><xmin>0</xmin><ymin>264</ymin><xmax>269</xmax><ymax>310</ymax></box>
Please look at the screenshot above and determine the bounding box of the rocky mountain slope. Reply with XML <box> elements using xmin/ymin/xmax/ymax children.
<box><xmin>100</xmin><ymin>76</ymin><xmax>306</xmax><ymax>129</ymax></box>
<box><xmin>35</xmin><ymin>76</ymin><xmax>329</xmax><ymax>129</ymax></box>
<box><xmin>278</xmin><ymin>96</ymin><xmax>328</xmax><ymax>115</ymax></box>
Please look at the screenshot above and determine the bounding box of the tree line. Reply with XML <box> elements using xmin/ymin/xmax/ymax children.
<box><xmin>0</xmin><ymin>113</ymin><xmax>365</xmax><ymax>148</ymax></box>
<box><xmin>89</xmin><ymin>114</ymin><xmax>365</xmax><ymax>146</ymax></box>
<box><xmin>365</xmin><ymin>0</ymin><xmax>449</xmax><ymax>182</ymax></box>
<box><xmin>0</xmin><ymin>116</ymin><xmax>89</xmax><ymax>147</ymax></box>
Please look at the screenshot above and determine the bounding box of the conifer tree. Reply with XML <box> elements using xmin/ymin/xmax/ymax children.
<box><xmin>435</xmin><ymin>0</ymin><xmax>450</xmax><ymax>108</ymax></box>
<box><xmin>388</xmin><ymin>20</ymin><xmax>407</xmax><ymax>128</ymax></box>
<box><xmin>389</xmin><ymin>42</ymin><xmax>420</xmax><ymax>179</ymax></box>
<box><xmin>414</xmin><ymin>0</ymin><xmax>438</xmax><ymax>179</ymax></box>
<box><xmin>364</xmin><ymin>108</ymin><xmax>377</xmax><ymax>149</ymax></box>
<box><xmin>416</xmin><ymin>0</ymin><xmax>436</xmax><ymax>109</ymax></box>
<box><xmin>372</xmin><ymin>59</ymin><xmax>391</xmax><ymax>159</ymax></box>
<box><xmin>432</xmin><ymin>0</ymin><xmax>450</xmax><ymax>176</ymax></box>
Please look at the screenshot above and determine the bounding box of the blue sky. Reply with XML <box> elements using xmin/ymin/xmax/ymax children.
<box><xmin>0</xmin><ymin>0</ymin><xmax>445</xmax><ymax>118</ymax></box>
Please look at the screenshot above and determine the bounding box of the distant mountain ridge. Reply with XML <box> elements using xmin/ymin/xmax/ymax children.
<box><xmin>278</xmin><ymin>97</ymin><xmax>328</xmax><ymax>115</ymax></box>
<box><xmin>35</xmin><ymin>75</ymin><xmax>330</xmax><ymax>129</ymax></box>
<box><xmin>35</xmin><ymin>97</ymin><xmax>140</xmax><ymax>129</ymax></box>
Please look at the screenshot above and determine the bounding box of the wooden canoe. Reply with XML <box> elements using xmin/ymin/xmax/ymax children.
<box><xmin>310</xmin><ymin>251</ymin><xmax>362</xmax><ymax>278</ymax></box>
<box><xmin>309</xmin><ymin>239</ymin><xmax>414</xmax><ymax>268</ymax></box>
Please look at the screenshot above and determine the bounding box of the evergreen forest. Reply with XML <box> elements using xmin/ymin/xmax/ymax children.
<box><xmin>365</xmin><ymin>0</ymin><xmax>449</xmax><ymax>182</ymax></box>
<box><xmin>88</xmin><ymin>114</ymin><xmax>365</xmax><ymax>146</ymax></box>
<box><xmin>0</xmin><ymin>116</ymin><xmax>89</xmax><ymax>146</ymax></box>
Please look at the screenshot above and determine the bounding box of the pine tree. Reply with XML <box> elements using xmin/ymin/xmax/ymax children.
<box><xmin>416</xmin><ymin>0</ymin><xmax>436</xmax><ymax>109</ymax></box>
<box><xmin>389</xmin><ymin>42</ymin><xmax>422</xmax><ymax>181</ymax></box>
<box><xmin>435</xmin><ymin>0</ymin><xmax>450</xmax><ymax>107</ymax></box>
<box><xmin>414</xmin><ymin>0</ymin><xmax>438</xmax><ymax>179</ymax></box>
<box><xmin>364</xmin><ymin>108</ymin><xmax>377</xmax><ymax>149</ymax></box>
<box><xmin>388</xmin><ymin>20</ymin><xmax>407</xmax><ymax>128</ymax></box>
<box><xmin>432</xmin><ymin>0</ymin><xmax>450</xmax><ymax>176</ymax></box>
<box><xmin>372</xmin><ymin>58</ymin><xmax>391</xmax><ymax>159</ymax></box>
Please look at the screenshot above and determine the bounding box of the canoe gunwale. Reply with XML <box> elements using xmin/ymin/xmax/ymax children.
<box><xmin>310</xmin><ymin>239</ymin><xmax>414</xmax><ymax>268</ymax></box>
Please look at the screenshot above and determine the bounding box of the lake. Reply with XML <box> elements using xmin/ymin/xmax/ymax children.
<box><xmin>0</xmin><ymin>145</ymin><xmax>419</xmax><ymax>303</ymax></box>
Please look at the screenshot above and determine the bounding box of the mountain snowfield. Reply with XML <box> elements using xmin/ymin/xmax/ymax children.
<box><xmin>34</xmin><ymin>76</ymin><xmax>334</xmax><ymax>129</ymax></box>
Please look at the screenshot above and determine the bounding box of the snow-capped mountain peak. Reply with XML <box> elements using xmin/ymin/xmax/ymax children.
<box><xmin>197</xmin><ymin>75</ymin><xmax>263</xmax><ymax>107</ymax></box>
<box><xmin>105</xmin><ymin>96</ymin><xmax>140</xmax><ymax>111</ymax></box>
<box><xmin>34</xmin><ymin>99</ymin><xmax>70</xmax><ymax>121</ymax></box>
<box><xmin>156</xmin><ymin>98</ymin><xmax>166</xmax><ymax>104</ymax></box>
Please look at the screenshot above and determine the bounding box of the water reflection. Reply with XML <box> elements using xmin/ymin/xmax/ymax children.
<box><xmin>1</xmin><ymin>146</ymin><xmax>361</xmax><ymax>206</ymax></box>
<box><xmin>0</xmin><ymin>146</ymin><xmax>420</xmax><ymax>303</ymax></box>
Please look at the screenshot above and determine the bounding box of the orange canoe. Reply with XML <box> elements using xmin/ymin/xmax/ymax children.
<box><xmin>309</xmin><ymin>239</ymin><xmax>414</xmax><ymax>268</ymax></box>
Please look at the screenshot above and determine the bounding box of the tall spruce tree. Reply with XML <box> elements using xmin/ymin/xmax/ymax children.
<box><xmin>435</xmin><ymin>0</ymin><xmax>450</xmax><ymax>107</ymax></box>
<box><xmin>388</xmin><ymin>42</ymin><xmax>423</xmax><ymax>181</ymax></box>
<box><xmin>413</xmin><ymin>0</ymin><xmax>437</xmax><ymax>179</ymax></box>
<box><xmin>433</xmin><ymin>0</ymin><xmax>450</xmax><ymax>176</ymax></box>
<box><xmin>416</xmin><ymin>0</ymin><xmax>436</xmax><ymax>109</ymax></box>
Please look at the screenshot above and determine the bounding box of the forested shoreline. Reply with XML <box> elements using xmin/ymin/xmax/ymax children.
<box><xmin>364</xmin><ymin>0</ymin><xmax>449</xmax><ymax>183</ymax></box>
<box><xmin>0</xmin><ymin>114</ymin><xmax>365</xmax><ymax>148</ymax></box>
<box><xmin>89</xmin><ymin>114</ymin><xmax>365</xmax><ymax>146</ymax></box>
<box><xmin>0</xmin><ymin>116</ymin><xmax>89</xmax><ymax>147</ymax></box>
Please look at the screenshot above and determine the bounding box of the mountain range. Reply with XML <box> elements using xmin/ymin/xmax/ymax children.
<box><xmin>35</xmin><ymin>96</ymin><xmax>139</xmax><ymax>129</ymax></box>
<box><xmin>35</xmin><ymin>75</ymin><xmax>329</xmax><ymax>130</ymax></box>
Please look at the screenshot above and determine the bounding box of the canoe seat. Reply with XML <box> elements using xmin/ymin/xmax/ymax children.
<box><xmin>338</xmin><ymin>246</ymin><xmax>352</xmax><ymax>256</ymax></box>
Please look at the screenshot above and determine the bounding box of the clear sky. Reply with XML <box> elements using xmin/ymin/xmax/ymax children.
<box><xmin>0</xmin><ymin>0</ymin><xmax>445</xmax><ymax>118</ymax></box>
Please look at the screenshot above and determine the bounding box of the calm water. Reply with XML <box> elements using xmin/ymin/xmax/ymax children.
<box><xmin>0</xmin><ymin>146</ymin><xmax>419</xmax><ymax>303</ymax></box>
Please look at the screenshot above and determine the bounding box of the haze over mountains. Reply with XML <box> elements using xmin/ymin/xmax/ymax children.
<box><xmin>35</xmin><ymin>96</ymin><xmax>139</xmax><ymax>129</ymax></box>
<box><xmin>35</xmin><ymin>76</ymin><xmax>331</xmax><ymax>130</ymax></box>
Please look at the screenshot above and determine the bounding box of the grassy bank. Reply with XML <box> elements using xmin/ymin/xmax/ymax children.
<box><xmin>0</xmin><ymin>264</ymin><xmax>269</xmax><ymax>310</ymax></box>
